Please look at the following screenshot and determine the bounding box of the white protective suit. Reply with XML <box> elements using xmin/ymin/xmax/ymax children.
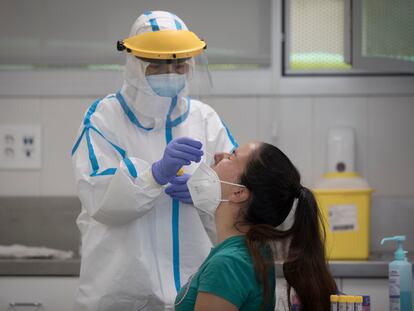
<box><xmin>71</xmin><ymin>11</ymin><xmax>237</xmax><ymax>311</ymax></box>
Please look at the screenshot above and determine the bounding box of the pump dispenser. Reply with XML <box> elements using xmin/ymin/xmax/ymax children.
<box><xmin>381</xmin><ymin>236</ymin><xmax>412</xmax><ymax>311</ymax></box>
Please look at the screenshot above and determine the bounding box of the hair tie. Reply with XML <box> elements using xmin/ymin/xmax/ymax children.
<box><xmin>293</xmin><ymin>186</ymin><xmax>306</xmax><ymax>199</ymax></box>
<box><xmin>299</xmin><ymin>187</ymin><xmax>306</xmax><ymax>198</ymax></box>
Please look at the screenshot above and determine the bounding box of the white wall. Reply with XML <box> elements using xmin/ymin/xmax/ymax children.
<box><xmin>1</xmin><ymin>93</ymin><xmax>413</xmax><ymax>197</ymax></box>
<box><xmin>0</xmin><ymin>0</ymin><xmax>413</xmax><ymax>256</ymax></box>
<box><xmin>209</xmin><ymin>94</ymin><xmax>414</xmax><ymax>193</ymax></box>
<box><xmin>0</xmin><ymin>97</ymin><xmax>91</xmax><ymax>196</ymax></box>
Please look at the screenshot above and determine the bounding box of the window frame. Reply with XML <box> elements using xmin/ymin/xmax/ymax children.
<box><xmin>352</xmin><ymin>0</ymin><xmax>414</xmax><ymax>73</ymax></box>
<box><xmin>0</xmin><ymin>0</ymin><xmax>413</xmax><ymax>97</ymax></box>
<box><xmin>283</xmin><ymin>0</ymin><xmax>414</xmax><ymax>77</ymax></box>
<box><xmin>283</xmin><ymin>0</ymin><xmax>355</xmax><ymax>75</ymax></box>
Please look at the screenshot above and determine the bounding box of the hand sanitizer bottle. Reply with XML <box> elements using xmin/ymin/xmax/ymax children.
<box><xmin>381</xmin><ymin>235</ymin><xmax>412</xmax><ymax>311</ymax></box>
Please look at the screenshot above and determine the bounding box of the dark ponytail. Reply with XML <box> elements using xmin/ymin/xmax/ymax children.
<box><xmin>239</xmin><ymin>143</ymin><xmax>337</xmax><ymax>311</ymax></box>
<box><xmin>283</xmin><ymin>186</ymin><xmax>337</xmax><ymax>311</ymax></box>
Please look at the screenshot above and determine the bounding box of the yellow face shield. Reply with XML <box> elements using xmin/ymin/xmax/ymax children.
<box><xmin>117</xmin><ymin>30</ymin><xmax>206</xmax><ymax>60</ymax></box>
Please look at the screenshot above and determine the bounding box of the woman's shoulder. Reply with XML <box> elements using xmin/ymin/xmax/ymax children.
<box><xmin>204</xmin><ymin>240</ymin><xmax>253</xmax><ymax>274</ymax></box>
<box><xmin>196</xmin><ymin>239</ymin><xmax>267</xmax><ymax>309</ymax></box>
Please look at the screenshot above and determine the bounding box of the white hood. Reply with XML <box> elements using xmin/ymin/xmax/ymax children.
<box><xmin>120</xmin><ymin>11</ymin><xmax>191</xmax><ymax>129</ymax></box>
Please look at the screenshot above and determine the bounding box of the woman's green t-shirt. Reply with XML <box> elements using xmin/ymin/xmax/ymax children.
<box><xmin>174</xmin><ymin>235</ymin><xmax>275</xmax><ymax>311</ymax></box>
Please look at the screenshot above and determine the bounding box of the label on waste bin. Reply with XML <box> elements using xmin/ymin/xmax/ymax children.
<box><xmin>328</xmin><ymin>204</ymin><xmax>358</xmax><ymax>231</ymax></box>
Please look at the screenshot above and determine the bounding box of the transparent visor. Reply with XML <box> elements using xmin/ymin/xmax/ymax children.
<box><xmin>138</xmin><ymin>53</ymin><xmax>212</xmax><ymax>99</ymax></box>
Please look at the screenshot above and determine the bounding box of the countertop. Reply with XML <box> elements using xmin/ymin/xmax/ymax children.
<box><xmin>0</xmin><ymin>258</ymin><xmax>81</xmax><ymax>276</ymax></box>
<box><xmin>1</xmin><ymin>197</ymin><xmax>413</xmax><ymax>279</ymax></box>
<box><xmin>1</xmin><ymin>254</ymin><xmax>413</xmax><ymax>278</ymax></box>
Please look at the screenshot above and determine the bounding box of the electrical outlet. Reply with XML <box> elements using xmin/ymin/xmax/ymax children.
<box><xmin>0</xmin><ymin>124</ymin><xmax>42</xmax><ymax>169</ymax></box>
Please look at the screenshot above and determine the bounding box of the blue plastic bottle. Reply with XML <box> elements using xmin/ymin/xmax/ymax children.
<box><xmin>381</xmin><ymin>236</ymin><xmax>413</xmax><ymax>311</ymax></box>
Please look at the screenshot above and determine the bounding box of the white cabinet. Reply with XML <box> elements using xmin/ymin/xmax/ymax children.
<box><xmin>275</xmin><ymin>277</ymin><xmax>341</xmax><ymax>309</ymax></box>
<box><xmin>342</xmin><ymin>278</ymin><xmax>388</xmax><ymax>310</ymax></box>
<box><xmin>342</xmin><ymin>278</ymin><xmax>414</xmax><ymax>311</ymax></box>
<box><xmin>0</xmin><ymin>277</ymin><xmax>78</xmax><ymax>311</ymax></box>
<box><xmin>275</xmin><ymin>277</ymin><xmax>395</xmax><ymax>310</ymax></box>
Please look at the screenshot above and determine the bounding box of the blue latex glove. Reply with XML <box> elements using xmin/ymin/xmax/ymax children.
<box><xmin>165</xmin><ymin>173</ymin><xmax>193</xmax><ymax>204</ymax></box>
<box><xmin>152</xmin><ymin>137</ymin><xmax>203</xmax><ymax>185</ymax></box>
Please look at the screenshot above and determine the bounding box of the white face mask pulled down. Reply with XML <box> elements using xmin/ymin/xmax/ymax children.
<box><xmin>187</xmin><ymin>162</ymin><xmax>246</xmax><ymax>216</ymax></box>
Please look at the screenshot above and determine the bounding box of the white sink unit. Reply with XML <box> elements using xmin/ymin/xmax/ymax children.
<box><xmin>0</xmin><ymin>277</ymin><xmax>78</xmax><ymax>311</ymax></box>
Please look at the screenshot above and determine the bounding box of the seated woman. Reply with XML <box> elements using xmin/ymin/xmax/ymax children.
<box><xmin>174</xmin><ymin>142</ymin><xmax>337</xmax><ymax>311</ymax></box>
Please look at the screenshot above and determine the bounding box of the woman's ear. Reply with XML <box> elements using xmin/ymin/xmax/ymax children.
<box><xmin>229</xmin><ymin>187</ymin><xmax>250</xmax><ymax>204</ymax></box>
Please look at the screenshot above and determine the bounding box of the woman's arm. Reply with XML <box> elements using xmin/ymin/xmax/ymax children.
<box><xmin>195</xmin><ymin>292</ymin><xmax>238</xmax><ymax>311</ymax></box>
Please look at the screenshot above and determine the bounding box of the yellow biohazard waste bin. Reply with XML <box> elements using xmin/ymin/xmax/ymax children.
<box><xmin>313</xmin><ymin>172</ymin><xmax>373</xmax><ymax>260</ymax></box>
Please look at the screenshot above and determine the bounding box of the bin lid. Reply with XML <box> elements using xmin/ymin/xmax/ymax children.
<box><xmin>314</xmin><ymin>172</ymin><xmax>372</xmax><ymax>190</ymax></box>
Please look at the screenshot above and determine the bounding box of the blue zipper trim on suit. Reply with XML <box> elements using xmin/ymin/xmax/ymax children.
<box><xmin>72</xmin><ymin>95</ymin><xmax>114</xmax><ymax>154</ymax></box>
<box><xmin>165</xmin><ymin>96</ymin><xmax>177</xmax><ymax>143</ymax></box>
<box><xmin>85</xmin><ymin>126</ymin><xmax>137</xmax><ymax>178</ymax></box>
<box><xmin>169</xmin><ymin>12</ymin><xmax>183</xmax><ymax>30</ymax></box>
<box><xmin>165</xmin><ymin>96</ymin><xmax>191</xmax><ymax>139</ymax></box>
<box><xmin>174</xmin><ymin>18</ymin><xmax>183</xmax><ymax>30</ymax></box>
<box><xmin>220</xmin><ymin>119</ymin><xmax>239</xmax><ymax>151</ymax></box>
<box><xmin>116</xmin><ymin>92</ymin><xmax>154</xmax><ymax>131</ymax></box>
<box><xmin>71</xmin><ymin>97</ymin><xmax>101</xmax><ymax>156</ymax></box>
<box><xmin>169</xmin><ymin>97</ymin><xmax>191</xmax><ymax>127</ymax></box>
<box><xmin>83</xmin><ymin>98</ymin><xmax>101</xmax><ymax>126</ymax></box>
<box><xmin>174</xmin><ymin>20</ymin><xmax>182</xmax><ymax>30</ymax></box>
<box><xmin>166</xmin><ymin>96</ymin><xmax>181</xmax><ymax>293</ymax></box>
<box><xmin>149</xmin><ymin>18</ymin><xmax>160</xmax><ymax>31</ymax></box>
<box><xmin>71</xmin><ymin>96</ymin><xmax>138</xmax><ymax>178</ymax></box>
<box><xmin>91</xmin><ymin>168</ymin><xmax>117</xmax><ymax>176</ymax></box>
<box><xmin>85</xmin><ymin>128</ymin><xmax>99</xmax><ymax>173</ymax></box>
<box><xmin>171</xmin><ymin>198</ymin><xmax>180</xmax><ymax>292</ymax></box>
<box><xmin>90</xmin><ymin>126</ymin><xmax>138</xmax><ymax>178</ymax></box>
<box><xmin>71</xmin><ymin>127</ymin><xmax>86</xmax><ymax>156</ymax></box>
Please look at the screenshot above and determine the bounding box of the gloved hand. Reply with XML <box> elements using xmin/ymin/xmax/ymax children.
<box><xmin>152</xmin><ymin>137</ymin><xmax>203</xmax><ymax>185</ymax></box>
<box><xmin>165</xmin><ymin>173</ymin><xmax>193</xmax><ymax>204</ymax></box>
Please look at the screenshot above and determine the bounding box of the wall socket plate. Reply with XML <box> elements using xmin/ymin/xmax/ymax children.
<box><xmin>0</xmin><ymin>124</ymin><xmax>42</xmax><ymax>169</ymax></box>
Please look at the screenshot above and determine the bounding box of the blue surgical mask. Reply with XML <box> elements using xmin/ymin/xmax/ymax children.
<box><xmin>146</xmin><ymin>73</ymin><xmax>186</xmax><ymax>97</ymax></box>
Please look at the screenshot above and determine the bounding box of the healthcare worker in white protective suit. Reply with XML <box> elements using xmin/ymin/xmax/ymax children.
<box><xmin>71</xmin><ymin>10</ymin><xmax>238</xmax><ymax>311</ymax></box>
